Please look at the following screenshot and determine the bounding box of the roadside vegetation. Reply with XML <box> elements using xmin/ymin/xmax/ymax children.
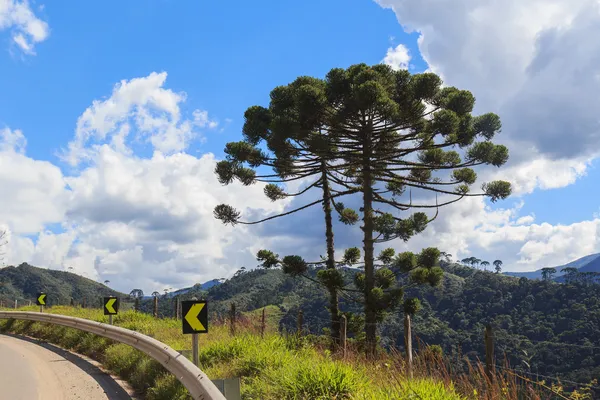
<box><xmin>0</xmin><ymin>305</ymin><xmax>460</xmax><ymax>399</ymax></box>
<box><xmin>1</xmin><ymin>305</ymin><xmax>589</xmax><ymax>399</ymax></box>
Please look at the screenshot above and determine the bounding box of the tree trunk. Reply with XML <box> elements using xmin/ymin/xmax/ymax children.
<box><xmin>153</xmin><ymin>296</ymin><xmax>159</xmax><ymax>318</ymax></box>
<box><xmin>361</xmin><ymin>122</ymin><xmax>377</xmax><ymax>358</ymax></box>
<box><xmin>321</xmin><ymin>165</ymin><xmax>340</xmax><ymax>351</ymax></box>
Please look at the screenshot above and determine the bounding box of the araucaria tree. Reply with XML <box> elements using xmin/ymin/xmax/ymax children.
<box><xmin>493</xmin><ymin>259</ymin><xmax>503</xmax><ymax>273</ymax></box>
<box><xmin>298</xmin><ymin>63</ymin><xmax>511</xmax><ymax>355</ymax></box>
<box><xmin>213</xmin><ymin>76</ymin><xmax>359</xmax><ymax>347</ymax></box>
<box><xmin>216</xmin><ymin>63</ymin><xmax>512</xmax><ymax>357</ymax></box>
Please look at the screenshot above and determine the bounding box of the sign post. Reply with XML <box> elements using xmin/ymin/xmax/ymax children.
<box><xmin>103</xmin><ymin>296</ymin><xmax>119</xmax><ymax>324</ymax></box>
<box><xmin>181</xmin><ymin>299</ymin><xmax>208</xmax><ymax>366</ymax></box>
<box><xmin>36</xmin><ymin>293</ymin><xmax>46</xmax><ymax>312</ymax></box>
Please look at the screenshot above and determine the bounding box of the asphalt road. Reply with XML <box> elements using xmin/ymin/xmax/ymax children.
<box><xmin>0</xmin><ymin>334</ymin><xmax>136</xmax><ymax>400</ymax></box>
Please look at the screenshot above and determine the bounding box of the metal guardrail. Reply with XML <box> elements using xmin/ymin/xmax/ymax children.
<box><xmin>0</xmin><ymin>311</ymin><xmax>226</xmax><ymax>400</ymax></box>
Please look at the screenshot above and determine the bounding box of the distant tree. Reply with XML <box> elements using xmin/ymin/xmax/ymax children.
<box><xmin>578</xmin><ymin>271</ymin><xmax>598</xmax><ymax>286</ymax></box>
<box><xmin>493</xmin><ymin>260</ymin><xmax>503</xmax><ymax>273</ymax></box>
<box><xmin>440</xmin><ymin>252</ymin><xmax>452</xmax><ymax>263</ymax></box>
<box><xmin>129</xmin><ymin>289</ymin><xmax>144</xmax><ymax>312</ymax></box>
<box><xmin>561</xmin><ymin>267</ymin><xmax>578</xmax><ymax>284</ymax></box>
<box><xmin>541</xmin><ymin>267</ymin><xmax>556</xmax><ymax>281</ymax></box>
<box><xmin>103</xmin><ymin>280</ymin><xmax>110</xmax><ymax>286</ymax></box>
<box><xmin>472</xmin><ymin>258</ymin><xmax>482</xmax><ymax>269</ymax></box>
<box><xmin>480</xmin><ymin>261</ymin><xmax>490</xmax><ymax>270</ymax></box>
<box><xmin>152</xmin><ymin>291</ymin><xmax>160</xmax><ymax>297</ymax></box>
<box><xmin>233</xmin><ymin>267</ymin><xmax>247</xmax><ymax>278</ymax></box>
<box><xmin>461</xmin><ymin>257</ymin><xmax>471</xmax><ymax>266</ymax></box>
<box><xmin>68</xmin><ymin>266</ymin><xmax>74</xmax><ymax>272</ymax></box>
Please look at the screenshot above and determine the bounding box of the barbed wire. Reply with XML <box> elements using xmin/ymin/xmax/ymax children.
<box><xmin>494</xmin><ymin>363</ymin><xmax>600</xmax><ymax>389</ymax></box>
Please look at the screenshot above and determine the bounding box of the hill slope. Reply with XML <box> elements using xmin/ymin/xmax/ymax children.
<box><xmin>503</xmin><ymin>253</ymin><xmax>600</xmax><ymax>279</ymax></box>
<box><xmin>0</xmin><ymin>263</ymin><xmax>125</xmax><ymax>306</ymax></box>
<box><xmin>195</xmin><ymin>263</ymin><xmax>600</xmax><ymax>387</ymax></box>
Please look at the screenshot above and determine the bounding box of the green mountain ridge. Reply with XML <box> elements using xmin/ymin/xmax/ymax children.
<box><xmin>0</xmin><ymin>263</ymin><xmax>125</xmax><ymax>306</ymax></box>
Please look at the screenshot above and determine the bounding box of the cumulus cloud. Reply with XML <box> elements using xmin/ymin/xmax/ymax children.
<box><xmin>367</xmin><ymin>0</ymin><xmax>600</xmax><ymax>269</ymax></box>
<box><xmin>63</xmin><ymin>72</ymin><xmax>219</xmax><ymax>166</ymax></box>
<box><xmin>1</xmin><ymin>72</ymin><xmax>292</xmax><ymax>292</ymax></box>
<box><xmin>375</xmin><ymin>0</ymin><xmax>600</xmax><ymax>162</ymax></box>
<box><xmin>382</xmin><ymin>44</ymin><xmax>411</xmax><ymax>70</ymax></box>
<box><xmin>0</xmin><ymin>0</ymin><xmax>49</xmax><ymax>54</ymax></box>
<box><xmin>0</xmin><ymin>128</ymin><xmax>66</xmax><ymax>234</ymax></box>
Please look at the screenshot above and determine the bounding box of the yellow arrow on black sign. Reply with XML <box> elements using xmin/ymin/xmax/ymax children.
<box><xmin>103</xmin><ymin>297</ymin><xmax>119</xmax><ymax>315</ymax></box>
<box><xmin>36</xmin><ymin>293</ymin><xmax>46</xmax><ymax>306</ymax></box>
<box><xmin>182</xmin><ymin>301</ymin><xmax>208</xmax><ymax>334</ymax></box>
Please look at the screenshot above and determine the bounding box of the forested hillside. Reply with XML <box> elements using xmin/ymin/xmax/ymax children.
<box><xmin>196</xmin><ymin>263</ymin><xmax>600</xmax><ymax>388</ymax></box>
<box><xmin>0</xmin><ymin>263</ymin><xmax>125</xmax><ymax>306</ymax></box>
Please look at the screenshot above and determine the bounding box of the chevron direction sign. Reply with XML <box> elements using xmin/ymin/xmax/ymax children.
<box><xmin>36</xmin><ymin>293</ymin><xmax>46</xmax><ymax>306</ymax></box>
<box><xmin>103</xmin><ymin>297</ymin><xmax>119</xmax><ymax>315</ymax></box>
<box><xmin>182</xmin><ymin>300</ymin><xmax>208</xmax><ymax>334</ymax></box>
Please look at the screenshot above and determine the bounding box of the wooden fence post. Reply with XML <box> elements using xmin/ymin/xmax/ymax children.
<box><xmin>340</xmin><ymin>315</ymin><xmax>347</xmax><ymax>358</ymax></box>
<box><xmin>260</xmin><ymin>307</ymin><xmax>266</xmax><ymax>338</ymax></box>
<box><xmin>153</xmin><ymin>296</ymin><xmax>159</xmax><ymax>318</ymax></box>
<box><xmin>404</xmin><ymin>313</ymin><xmax>413</xmax><ymax>379</ymax></box>
<box><xmin>484</xmin><ymin>324</ymin><xmax>495</xmax><ymax>380</ymax></box>
<box><xmin>230</xmin><ymin>303</ymin><xmax>236</xmax><ymax>336</ymax></box>
<box><xmin>297</xmin><ymin>309</ymin><xmax>304</xmax><ymax>336</ymax></box>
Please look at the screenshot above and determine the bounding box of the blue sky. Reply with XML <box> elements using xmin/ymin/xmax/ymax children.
<box><xmin>1</xmin><ymin>0</ymin><xmax>599</xmax><ymax>291</ymax></box>
<box><xmin>1</xmin><ymin>0</ymin><xmax>423</xmax><ymax>161</ymax></box>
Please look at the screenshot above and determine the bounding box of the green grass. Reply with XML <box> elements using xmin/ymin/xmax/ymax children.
<box><xmin>0</xmin><ymin>305</ymin><xmax>463</xmax><ymax>399</ymax></box>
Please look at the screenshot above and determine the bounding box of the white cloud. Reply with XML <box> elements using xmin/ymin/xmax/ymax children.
<box><xmin>1</xmin><ymin>72</ymin><xmax>293</xmax><ymax>292</ymax></box>
<box><xmin>0</xmin><ymin>128</ymin><xmax>66</xmax><ymax>234</ymax></box>
<box><xmin>63</xmin><ymin>72</ymin><xmax>218</xmax><ymax>166</ymax></box>
<box><xmin>370</xmin><ymin>0</ymin><xmax>600</xmax><ymax>270</ymax></box>
<box><xmin>382</xmin><ymin>43</ymin><xmax>411</xmax><ymax>70</ymax></box>
<box><xmin>376</xmin><ymin>0</ymin><xmax>600</xmax><ymax>161</ymax></box>
<box><xmin>0</xmin><ymin>0</ymin><xmax>49</xmax><ymax>54</ymax></box>
<box><xmin>384</xmin><ymin>194</ymin><xmax>600</xmax><ymax>272</ymax></box>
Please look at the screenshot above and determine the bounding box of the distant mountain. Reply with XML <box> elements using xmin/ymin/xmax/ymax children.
<box><xmin>0</xmin><ymin>263</ymin><xmax>125</xmax><ymax>306</ymax></box>
<box><xmin>503</xmin><ymin>253</ymin><xmax>600</xmax><ymax>280</ymax></box>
